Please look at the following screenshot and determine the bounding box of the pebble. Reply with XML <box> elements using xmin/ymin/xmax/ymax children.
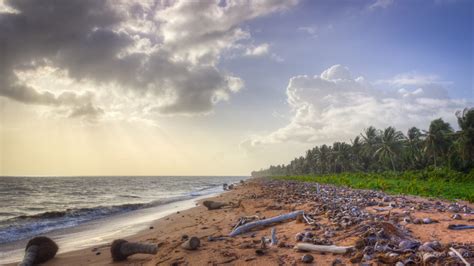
<box><xmin>301</xmin><ymin>254</ymin><xmax>314</xmax><ymax>263</ymax></box>
<box><xmin>422</xmin><ymin>217</ymin><xmax>433</xmax><ymax>224</ymax></box>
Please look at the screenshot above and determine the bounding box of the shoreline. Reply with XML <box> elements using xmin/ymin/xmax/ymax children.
<box><xmin>1</xmin><ymin>191</ymin><xmax>224</xmax><ymax>265</ymax></box>
<box><xmin>8</xmin><ymin>178</ymin><xmax>474</xmax><ymax>265</ymax></box>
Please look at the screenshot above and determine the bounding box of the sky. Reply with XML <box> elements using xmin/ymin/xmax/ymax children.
<box><xmin>0</xmin><ymin>0</ymin><xmax>472</xmax><ymax>176</ymax></box>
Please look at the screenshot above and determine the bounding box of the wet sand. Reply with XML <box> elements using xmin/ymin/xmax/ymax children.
<box><xmin>10</xmin><ymin>178</ymin><xmax>474</xmax><ymax>265</ymax></box>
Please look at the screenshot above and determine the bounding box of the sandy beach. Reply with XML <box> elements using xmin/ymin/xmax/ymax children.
<box><xmin>9</xmin><ymin>178</ymin><xmax>474</xmax><ymax>265</ymax></box>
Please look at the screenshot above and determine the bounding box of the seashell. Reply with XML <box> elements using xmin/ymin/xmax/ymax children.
<box><xmin>452</xmin><ymin>213</ymin><xmax>462</xmax><ymax>220</ymax></box>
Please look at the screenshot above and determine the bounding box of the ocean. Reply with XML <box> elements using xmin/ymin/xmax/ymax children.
<box><xmin>0</xmin><ymin>176</ymin><xmax>246</xmax><ymax>245</ymax></box>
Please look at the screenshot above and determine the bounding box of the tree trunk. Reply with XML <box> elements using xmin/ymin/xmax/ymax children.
<box><xmin>19</xmin><ymin>245</ymin><xmax>38</xmax><ymax>266</ymax></box>
<box><xmin>121</xmin><ymin>242</ymin><xmax>158</xmax><ymax>257</ymax></box>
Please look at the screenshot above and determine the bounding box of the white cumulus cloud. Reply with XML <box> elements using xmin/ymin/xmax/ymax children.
<box><xmin>242</xmin><ymin>64</ymin><xmax>470</xmax><ymax>149</ymax></box>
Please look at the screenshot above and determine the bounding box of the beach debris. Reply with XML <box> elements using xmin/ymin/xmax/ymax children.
<box><xmin>294</xmin><ymin>243</ymin><xmax>353</xmax><ymax>254</ymax></box>
<box><xmin>203</xmin><ymin>200</ymin><xmax>229</xmax><ymax>210</ymax></box>
<box><xmin>449</xmin><ymin>247</ymin><xmax>471</xmax><ymax>266</ymax></box>
<box><xmin>255</xmin><ymin>249</ymin><xmax>266</xmax><ymax>256</ymax></box>
<box><xmin>232</xmin><ymin>215</ymin><xmax>260</xmax><ymax>231</ymax></box>
<box><xmin>422</xmin><ymin>217</ymin><xmax>436</xmax><ymax>224</ymax></box>
<box><xmin>110</xmin><ymin>239</ymin><xmax>158</xmax><ymax>261</ymax></box>
<box><xmin>229</xmin><ymin>210</ymin><xmax>304</xmax><ymax>237</ymax></box>
<box><xmin>270</xmin><ymin>228</ymin><xmax>278</xmax><ymax>246</ymax></box>
<box><xmin>301</xmin><ymin>254</ymin><xmax>314</xmax><ymax>263</ymax></box>
<box><xmin>181</xmin><ymin>236</ymin><xmax>200</xmax><ymax>250</ymax></box>
<box><xmin>19</xmin><ymin>236</ymin><xmax>58</xmax><ymax>266</ymax></box>
<box><xmin>208</xmin><ymin>235</ymin><xmax>227</xmax><ymax>242</ymax></box>
<box><xmin>448</xmin><ymin>224</ymin><xmax>474</xmax><ymax>230</ymax></box>
<box><xmin>260</xmin><ymin>237</ymin><xmax>267</xmax><ymax>249</ymax></box>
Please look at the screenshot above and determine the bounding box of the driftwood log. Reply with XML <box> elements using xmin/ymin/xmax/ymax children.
<box><xmin>203</xmin><ymin>201</ymin><xmax>228</xmax><ymax>210</ymax></box>
<box><xmin>229</xmin><ymin>210</ymin><xmax>304</xmax><ymax>237</ymax></box>
<box><xmin>110</xmin><ymin>239</ymin><xmax>158</xmax><ymax>261</ymax></box>
<box><xmin>270</xmin><ymin>228</ymin><xmax>278</xmax><ymax>246</ymax></box>
<box><xmin>203</xmin><ymin>200</ymin><xmax>240</xmax><ymax>210</ymax></box>
<box><xmin>19</xmin><ymin>236</ymin><xmax>58</xmax><ymax>266</ymax></box>
<box><xmin>294</xmin><ymin>243</ymin><xmax>353</xmax><ymax>254</ymax></box>
<box><xmin>181</xmin><ymin>237</ymin><xmax>200</xmax><ymax>250</ymax></box>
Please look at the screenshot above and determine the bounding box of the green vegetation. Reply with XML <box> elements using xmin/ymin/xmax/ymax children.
<box><xmin>252</xmin><ymin>108</ymin><xmax>474</xmax><ymax>177</ymax></box>
<box><xmin>252</xmin><ymin>108</ymin><xmax>474</xmax><ymax>201</ymax></box>
<box><xmin>274</xmin><ymin>169</ymin><xmax>474</xmax><ymax>202</ymax></box>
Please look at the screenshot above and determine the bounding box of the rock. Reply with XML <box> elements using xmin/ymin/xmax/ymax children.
<box><xmin>255</xmin><ymin>249</ymin><xmax>266</xmax><ymax>256</ymax></box>
<box><xmin>301</xmin><ymin>254</ymin><xmax>314</xmax><ymax>263</ymax></box>
<box><xmin>452</xmin><ymin>213</ymin><xmax>462</xmax><ymax>220</ymax></box>
<box><xmin>295</xmin><ymin>232</ymin><xmax>304</xmax><ymax>241</ymax></box>
<box><xmin>383</xmin><ymin>196</ymin><xmax>391</xmax><ymax>202</ymax></box>
<box><xmin>149</xmin><ymin>226</ymin><xmax>154</xmax><ymax>230</ymax></box>
<box><xmin>422</xmin><ymin>218</ymin><xmax>433</xmax><ymax>224</ymax></box>
<box><xmin>399</xmin><ymin>240</ymin><xmax>420</xmax><ymax>250</ymax></box>
<box><xmin>181</xmin><ymin>236</ymin><xmax>200</xmax><ymax>250</ymax></box>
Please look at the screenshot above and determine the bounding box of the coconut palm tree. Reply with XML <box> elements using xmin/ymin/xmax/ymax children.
<box><xmin>361</xmin><ymin>126</ymin><xmax>381</xmax><ymax>170</ymax></box>
<box><xmin>455</xmin><ymin>108</ymin><xmax>474</xmax><ymax>167</ymax></box>
<box><xmin>405</xmin><ymin>127</ymin><xmax>425</xmax><ymax>169</ymax></box>
<box><xmin>424</xmin><ymin>118</ymin><xmax>453</xmax><ymax>168</ymax></box>
<box><xmin>373</xmin><ymin>127</ymin><xmax>405</xmax><ymax>171</ymax></box>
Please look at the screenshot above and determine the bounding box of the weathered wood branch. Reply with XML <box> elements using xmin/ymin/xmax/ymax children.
<box><xmin>203</xmin><ymin>201</ymin><xmax>229</xmax><ymax>210</ymax></box>
<box><xmin>270</xmin><ymin>228</ymin><xmax>278</xmax><ymax>246</ymax></box>
<box><xmin>110</xmin><ymin>239</ymin><xmax>158</xmax><ymax>261</ymax></box>
<box><xmin>19</xmin><ymin>236</ymin><xmax>58</xmax><ymax>266</ymax></box>
<box><xmin>294</xmin><ymin>243</ymin><xmax>353</xmax><ymax>254</ymax></box>
<box><xmin>229</xmin><ymin>210</ymin><xmax>304</xmax><ymax>237</ymax></box>
<box><xmin>19</xmin><ymin>245</ymin><xmax>38</xmax><ymax>266</ymax></box>
<box><xmin>449</xmin><ymin>247</ymin><xmax>471</xmax><ymax>266</ymax></box>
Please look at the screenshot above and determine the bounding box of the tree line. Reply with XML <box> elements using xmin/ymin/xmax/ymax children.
<box><xmin>251</xmin><ymin>108</ymin><xmax>474</xmax><ymax>177</ymax></box>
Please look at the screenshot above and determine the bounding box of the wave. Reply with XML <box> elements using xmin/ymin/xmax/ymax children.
<box><xmin>0</xmin><ymin>185</ymin><xmax>223</xmax><ymax>244</ymax></box>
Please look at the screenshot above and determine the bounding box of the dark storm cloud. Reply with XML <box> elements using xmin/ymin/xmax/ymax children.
<box><xmin>0</xmin><ymin>0</ymin><xmax>244</xmax><ymax>117</ymax></box>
